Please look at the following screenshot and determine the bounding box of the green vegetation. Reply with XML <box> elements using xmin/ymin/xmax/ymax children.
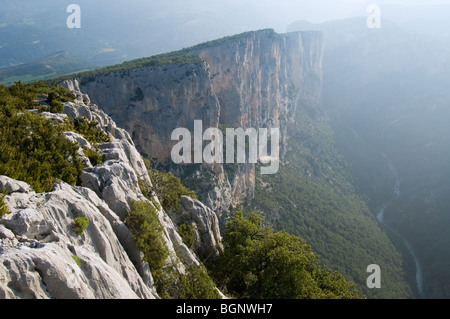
<box><xmin>0</xmin><ymin>191</ymin><xmax>9</xmax><ymax>216</ymax></box>
<box><xmin>242</xmin><ymin>104</ymin><xmax>415</xmax><ymax>299</ymax></box>
<box><xmin>211</xmin><ymin>211</ymin><xmax>362</xmax><ymax>299</ymax></box>
<box><xmin>177</xmin><ymin>264</ymin><xmax>221</xmax><ymax>299</ymax></box>
<box><xmin>73</xmin><ymin>217</ymin><xmax>90</xmax><ymax>236</ymax></box>
<box><xmin>0</xmin><ymin>81</ymin><xmax>74</xmax><ymax>112</ymax></box>
<box><xmin>83</xmin><ymin>147</ymin><xmax>103</xmax><ymax>167</ymax></box>
<box><xmin>0</xmin><ymin>51</ymin><xmax>94</xmax><ymax>86</ymax></box>
<box><xmin>125</xmin><ymin>200</ymin><xmax>169</xmax><ymax>288</ymax></box>
<box><xmin>72</xmin><ymin>254</ymin><xmax>82</xmax><ymax>267</ymax></box>
<box><xmin>157</xmin><ymin>264</ymin><xmax>222</xmax><ymax>300</ymax></box>
<box><xmin>125</xmin><ymin>200</ymin><xmax>220</xmax><ymax>299</ymax></box>
<box><xmin>53</xmin><ymin>51</ymin><xmax>203</xmax><ymax>83</ymax></box>
<box><xmin>0</xmin><ymin>104</ymin><xmax>83</xmax><ymax>193</ymax></box>
<box><xmin>177</xmin><ymin>223</ymin><xmax>196</xmax><ymax>249</ymax></box>
<box><xmin>146</xmin><ymin>169</ymin><xmax>197</xmax><ymax>212</ymax></box>
<box><xmin>64</xmin><ymin>117</ymin><xmax>111</xmax><ymax>145</ymax></box>
<box><xmin>0</xmin><ymin>81</ymin><xmax>111</xmax><ymax>192</ymax></box>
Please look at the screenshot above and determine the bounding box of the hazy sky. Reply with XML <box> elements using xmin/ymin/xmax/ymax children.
<box><xmin>240</xmin><ymin>0</ymin><xmax>450</xmax><ymax>29</ymax></box>
<box><xmin>2</xmin><ymin>0</ymin><xmax>450</xmax><ymax>64</ymax></box>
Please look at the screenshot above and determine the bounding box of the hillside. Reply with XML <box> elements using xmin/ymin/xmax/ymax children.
<box><xmin>288</xmin><ymin>17</ymin><xmax>450</xmax><ymax>298</ymax></box>
<box><xmin>0</xmin><ymin>51</ymin><xmax>94</xmax><ymax>85</ymax></box>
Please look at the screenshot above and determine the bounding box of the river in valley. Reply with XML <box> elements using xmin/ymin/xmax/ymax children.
<box><xmin>377</xmin><ymin>154</ymin><xmax>425</xmax><ymax>298</ymax></box>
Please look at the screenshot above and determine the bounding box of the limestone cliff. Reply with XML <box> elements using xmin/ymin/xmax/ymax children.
<box><xmin>0</xmin><ymin>91</ymin><xmax>223</xmax><ymax>299</ymax></box>
<box><xmin>63</xmin><ymin>29</ymin><xmax>324</xmax><ymax>215</ymax></box>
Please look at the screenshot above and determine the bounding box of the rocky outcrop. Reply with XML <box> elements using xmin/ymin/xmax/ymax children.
<box><xmin>64</xmin><ymin>29</ymin><xmax>324</xmax><ymax>213</ymax></box>
<box><xmin>0</xmin><ymin>177</ymin><xmax>157</xmax><ymax>299</ymax></box>
<box><xmin>0</xmin><ymin>91</ymin><xmax>222</xmax><ymax>299</ymax></box>
<box><xmin>168</xmin><ymin>196</ymin><xmax>223</xmax><ymax>262</ymax></box>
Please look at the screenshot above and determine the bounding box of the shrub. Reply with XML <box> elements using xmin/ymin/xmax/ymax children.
<box><xmin>211</xmin><ymin>211</ymin><xmax>363</xmax><ymax>299</ymax></box>
<box><xmin>178</xmin><ymin>223</ymin><xmax>195</xmax><ymax>249</ymax></box>
<box><xmin>0</xmin><ymin>191</ymin><xmax>9</xmax><ymax>216</ymax></box>
<box><xmin>0</xmin><ymin>111</ymin><xmax>83</xmax><ymax>193</ymax></box>
<box><xmin>73</xmin><ymin>217</ymin><xmax>89</xmax><ymax>236</ymax></box>
<box><xmin>125</xmin><ymin>200</ymin><xmax>169</xmax><ymax>289</ymax></box>
<box><xmin>0</xmin><ymin>81</ymin><xmax>84</xmax><ymax>193</ymax></box>
<box><xmin>147</xmin><ymin>169</ymin><xmax>197</xmax><ymax>212</ymax></box>
<box><xmin>83</xmin><ymin>147</ymin><xmax>103</xmax><ymax>166</ymax></box>
<box><xmin>178</xmin><ymin>264</ymin><xmax>222</xmax><ymax>299</ymax></box>
<box><xmin>71</xmin><ymin>117</ymin><xmax>110</xmax><ymax>144</ymax></box>
<box><xmin>37</xmin><ymin>105</ymin><xmax>48</xmax><ymax>113</ymax></box>
<box><xmin>47</xmin><ymin>93</ymin><xmax>64</xmax><ymax>113</ymax></box>
<box><xmin>72</xmin><ymin>254</ymin><xmax>82</xmax><ymax>267</ymax></box>
<box><xmin>61</xmin><ymin>117</ymin><xmax>111</xmax><ymax>145</ymax></box>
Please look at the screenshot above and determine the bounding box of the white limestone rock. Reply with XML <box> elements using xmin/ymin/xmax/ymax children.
<box><xmin>0</xmin><ymin>181</ymin><xmax>158</xmax><ymax>299</ymax></box>
<box><xmin>178</xmin><ymin>196</ymin><xmax>223</xmax><ymax>261</ymax></box>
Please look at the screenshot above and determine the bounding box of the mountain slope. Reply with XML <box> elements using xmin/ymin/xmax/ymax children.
<box><xmin>244</xmin><ymin>102</ymin><xmax>415</xmax><ymax>298</ymax></box>
<box><xmin>0</xmin><ymin>51</ymin><xmax>94</xmax><ymax>85</ymax></box>
<box><xmin>288</xmin><ymin>17</ymin><xmax>450</xmax><ymax>298</ymax></box>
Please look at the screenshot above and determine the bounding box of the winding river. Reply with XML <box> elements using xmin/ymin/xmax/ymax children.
<box><xmin>377</xmin><ymin>153</ymin><xmax>425</xmax><ymax>298</ymax></box>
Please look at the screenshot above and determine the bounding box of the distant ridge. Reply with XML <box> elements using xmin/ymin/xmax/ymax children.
<box><xmin>0</xmin><ymin>51</ymin><xmax>94</xmax><ymax>85</ymax></box>
<box><xmin>52</xmin><ymin>29</ymin><xmax>279</xmax><ymax>82</ymax></box>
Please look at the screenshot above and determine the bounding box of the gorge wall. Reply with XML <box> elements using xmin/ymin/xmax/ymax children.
<box><xmin>65</xmin><ymin>29</ymin><xmax>324</xmax><ymax>214</ymax></box>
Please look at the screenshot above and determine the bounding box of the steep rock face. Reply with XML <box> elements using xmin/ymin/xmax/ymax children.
<box><xmin>0</xmin><ymin>91</ymin><xmax>222</xmax><ymax>299</ymax></box>
<box><xmin>65</xmin><ymin>63</ymin><xmax>221</xmax><ymax>164</ymax></box>
<box><xmin>187</xmin><ymin>30</ymin><xmax>323</xmax><ymax>205</ymax></box>
<box><xmin>190</xmin><ymin>30</ymin><xmax>323</xmax><ymax>148</ymax></box>
<box><xmin>64</xmin><ymin>29</ymin><xmax>323</xmax><ymax>213</ymax></box>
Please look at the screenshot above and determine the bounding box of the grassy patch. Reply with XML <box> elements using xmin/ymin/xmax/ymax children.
<box><xmin>73</xmin><ymin>217</ymin><xmax>89</xmax><ymax>236</ymax></box>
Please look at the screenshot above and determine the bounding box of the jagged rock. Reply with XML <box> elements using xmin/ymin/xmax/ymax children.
<box><xmin>64</xmin><ymin>131</ymin><xmax>92</xmax><ymax>150</ymax></box>
<box><xmin>0</xmin><ymin>208</ymin><xmax>53</xmax><ymax>240</ymax></box>
<box><xmin>1</xmin><ymin>73</ymin><xmax>225</xmax><ymax>299</ymax></box>
<box><xmin>62</xmin><ymin>93</ymin><xmax>202</xmax><ymax>274</ymax></box>
<box><xmin>0</xmin><ymin>176</ymin><xmax>32</xmax><ymax>194</ymax></box>
<box><xmin>0</xmin><ymin>225</ymin><xmax>15</xmax><ymax>240</ymax></box>
<box><xmin>99</xmin><ymin>139</ymin><xmax>150</xmax><ymax>185</ymax></box>
<box><xmin>0</xmin><ymin>181</ymin><xmax>158</xmax><ymax>299</ymax></box>
<box><xmin>0</xmin><ymin>183</ymin><xmax>157</xmax><ymax>298</ymax></box>
<box><xmin>79</xmin><ymin>160</ymin><xmax>145</xmax><ymax>220</ymax></box>
<box><xmin>176</xmin><ymin>196</ymin><xmax>223</xmax><ymax>261</ymax></box>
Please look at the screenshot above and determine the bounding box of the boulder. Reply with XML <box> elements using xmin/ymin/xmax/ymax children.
<box><xmin>0</xmin><ymin>181</ymin><xmax>158</xmax><ymax>299</ymax></box>
<box><xmin>0</xmin><ymin>176</ymin><xmax>31</xmax><ymax>194</ymax></box>
<box><xmin>178</xmin><ymin>196</ymin><xmax>223</xmax><ymax>261</ymax></box>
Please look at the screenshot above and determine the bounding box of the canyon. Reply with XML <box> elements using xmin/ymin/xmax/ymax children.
<box><xmin>64</xmin><ymin>29</ymin><xmax>324</xmax><ymax>215</ymax></box>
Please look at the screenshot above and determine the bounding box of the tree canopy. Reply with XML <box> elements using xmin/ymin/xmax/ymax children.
<box><xmin>211</xmin><ymin>211</ymin><xmax>363</xmax><ymax>299</ymax></box>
